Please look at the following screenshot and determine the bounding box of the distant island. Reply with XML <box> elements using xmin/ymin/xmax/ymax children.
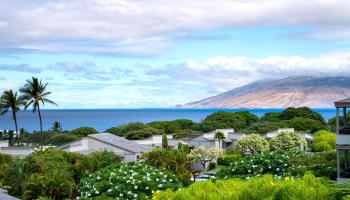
<box><xmin>179</xmin><ymin>76</ymin><xmax>350</xmax><ymax>108</ymax></box>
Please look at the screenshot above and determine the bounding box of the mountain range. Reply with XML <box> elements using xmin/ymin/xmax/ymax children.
<box><xmin>179</xmin><ymin>76</ymin><xmax>350</xmax><ymax>108</ymax></box>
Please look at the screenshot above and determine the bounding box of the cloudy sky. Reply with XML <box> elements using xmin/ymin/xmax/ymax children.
<box><xmin>1</xmin><ymin>0</ymin><xmax>350</xmax><ymax>108</ymax></box>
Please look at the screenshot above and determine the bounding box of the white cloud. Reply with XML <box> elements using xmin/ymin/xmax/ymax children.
<box><xmin>148</xmin><ymin>50</ymin><xmax>350</xmax><ymax>92</ymax></box>
<box><xmin>0</xmin><ymin>0</ymin><xmax>350</xmax><ymax>54</ymax></box>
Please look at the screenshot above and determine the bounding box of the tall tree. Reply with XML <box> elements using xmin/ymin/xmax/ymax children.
<box><xmin>214</xmin><ymin>131</ymin><xmax>225</xmax><ymax>149</ymax></box>
<box><xmin>20</xmin><ymin>77</ymin><xmax>57</xmax><ymax>134</ymax></box>
<box><xmin>0</xmin><ymin>90</ymin><xmax>26</xmax><ymax>145</ymax></box>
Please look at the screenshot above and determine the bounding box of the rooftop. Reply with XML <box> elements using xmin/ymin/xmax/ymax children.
<box><xmin>335</xmin><ymin>98</ymin><xmax>350</xmax><ymax>108</ymax></box>
<box><xmin>88</xmin><ymin>133</ymin><xmax>154</xmax><ymax>153</ymax></box>
<box><xmin>0</xmin><ymin>189</ymin><xmax>19</xmax><ymax>200</ymax></box>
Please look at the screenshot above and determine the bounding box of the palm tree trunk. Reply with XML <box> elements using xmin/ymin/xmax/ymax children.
<box><xmin>38</xmin><ymin>104</ymin><xmax>43</xmax><ymax>134</ymax></box>
<box><xmin>13</xmin><ymin>111</ymin><xmax>19</xmax><ymax>146</ymax></box>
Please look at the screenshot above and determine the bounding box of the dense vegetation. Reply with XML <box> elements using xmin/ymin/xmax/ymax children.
<box><xmin>153</xmin><ymin>173</ymin><xmax>337</xmax><ymax>200</ymax></box>
<box><xmin>78</xmin><ymin>162</ymin><xmax>182</xmax><ymax>200</ymax></box>
<box><xmin>218</xmin><ymin>151</ymin><xmax>336</xmax><ymax>180</ymax></box>
<box><xmin>312</xmin><ymin>130</ymin><xmax>336</xmax><ymax>152</ymax></box>
<box><xmin>0</xmin><ymin>149</ymin><xmax>121</xmax><ymax>199</ymax></box>
<box><xmin>142</xmin><ymin>148</ymin><xmax>191</xmax><ymax>185</ymax></box>
<box><xmin>0</xmin><ymin>91</ymin><xmax>345</xmax><ymax>200</ymax></box>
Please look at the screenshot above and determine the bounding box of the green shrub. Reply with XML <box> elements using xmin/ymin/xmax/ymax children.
<box><xmin>82</xmin><ymin>150</ymin><xmax>121</xmax><ymax>172</ymax></box>
<box><xmin>279</xmin><ymin>107</ymin><xmax>326</xmax><ymax>125</ymax></box>
<box><xmin>126</xmin><ymin>127</ymin><xmax>161</xmax><ymax>140</ymax></box>
<box><xmin>312</xmin><ymin>130</ymin><xmax>336</xmax><ymax>152</ymax></box>
<box><xmin>269</xmin><ymin>132</ymin><xmax>307</xmax><ymax>151</ymax></box>
<box><xmin>106</xmin><ymin>122</ymin><xmax>163</xmax><ymax>140</ymax></box>
<box><xmin>285</xmin><ymin>117</ymin><xmax>325</xmax><ymax>133</ymax></box>
<box><xmin>217</xmin><ymin>154</ymin><xmax>241</xmax><ymax>166</ymax></box>
<box><xmin>0</xmin><ymin>153</ymin><xmax>12</xmax><ymax>166</ymax></box>
<box><xmin>288</xmin><ymin>151</ymin><xmax>336</xmax><ymax>180</ymax></box>
<box><xmin>152</xmin><ymin>173</ymin><xmax>335</xmax><ymax>200</ymax></box>
<box><xmin>218</xmin><ymin>151</ymin><xmax>290</xmax><ymax>179</ymax></box>
<box><xmin>142</xmin><ymin>148</ymin><xmax>191</xmax><ymax>185</ymax></box>
<box><xmin>26</xmin><ymin>131</ymin><xmax>58</xmax><ymax>146</ymax></box>
<box><xmin>0</xmin><ymin>148</ymin><xmax>120</xmax><ymax>199</ymax></box>
<box><xmin>45</xmin><ymin>134</ymin><xmax>79</xmax><ymax>146</ymax></box>
<box><xmin>70</xmin><ymin>127</ymin><xmax>98</xmax><ymax>137</ymax></box>
<box><xmin>236</xmin><ymin>134</ymin><xmax>269</xmax><ymax>155</ymax></box>
<box><xmin>208</xmin><ymin>162</ymin><xmax>216</xmax><ymax>170</ymax></box>
<box><xmin>201</xmin><ymin>111</ymin><xmax>248</xmax><ymax>132</ymax></box>
<box><xmin>244</xmin><ymin>121</ymin><xmax>289</xmax><ymax>135</ymax></box>
<box><xmin>78</xmin><ymin>162</ymin><xmax>182</xmax><ymax>200</ymax></box>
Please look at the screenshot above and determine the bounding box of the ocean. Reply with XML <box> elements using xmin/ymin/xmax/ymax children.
<box><xmin>0</xmin><ymin>108</ymin><xmax>336</xmax><ymax>132</ymax></box>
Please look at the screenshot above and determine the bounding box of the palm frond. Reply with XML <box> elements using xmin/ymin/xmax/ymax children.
<box><xmin>42</xmin><ymin>98</ymin><xmax>58</xmax><ymax>107</ymax></box>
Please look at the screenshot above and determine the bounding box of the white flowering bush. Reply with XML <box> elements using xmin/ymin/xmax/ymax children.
<box><xmin>217</xmin><ymin>151</ymin><xmax>291</xmax><ymax>179</ymax></box>
<box><xmin>78</xmin><ymin>162</ymin><xmax>182</xmax><ymax>200</ymax></box>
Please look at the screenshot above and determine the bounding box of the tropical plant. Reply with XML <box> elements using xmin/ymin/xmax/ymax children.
<box><xmin>106</xmin><ymin>122</ymin><xmax>162</xmax><ymax>140</ymax></box>
<box><xmin>217</xmin><ymin>151</ymin><xmax>291</xmax><ymax>179</ymax></box>
<box><xmin>82</xmin><ymin>150</ymin><xmax>121</xmax><ymax>172</ymax></box>
<box><xmin>153</xmin><ymin>173</ymin><xmax>336</xmax><ymax>200</ymax></box>
<box><xmin>51</xmin><ymin>121</ymin><xmax>62</xmax><ymax>132</ymax></box>
<box><xmin>0</xmin><ymin>90</ymin><xmax>26</xmax><ymax>145</ymax></box>
<box><xmin>269</xmin><ymin>132</ymin><xmax>307</xmax><ymax>151</ymax></box>
<box><xmin>142</xmin><ymin>148</ymin><xmax>191</xmax><ymax>185</ymax></box>
<box><xmin>312</xmin><ymin>130</ymin><xmax>336</xmax><ymax>152</ymax></box>
<box><xmin>70</xmin><ymin>126</ymin><xmax>98</xmax><ymax>137</ymax></box>
<box><xmin>244</xmin><ymin>121</ymin><xmax>289</xmax><ymax>135</ymax></box>
<box><xmin>236</xmin><ymin>134</ymin><xmax>269</xmax><ymax>155</ymax></box>
<box><xmin>20</xmin><ymin>77</ymin><xmax>57</xmax><ymax>134</ymax></box>
<box><xmin>26</xmin><ymin>131</ymin><xmax>57</xmax><ymax>146</ymax></box>
<box><xmin>187</xmin><ymin>146</ymin><xmax>223</xmax><ymax>171</ymax></box>
<box><xmin>200</xmin><ymin>111</ymin><xmax>246</xmax><ymax>132</ymax></box>
<box><xmin>288</xmin><ymin>151</ymin><xmax>336</xmax><ymax>180</ymax></box>
<box><xmin>217</xmin><ymin>153</ymin><xmax>241</xmax><ymax>166</ymax></box>
<box><xmin>285</xmin><ymin>117</ymin><xmax>325</xmax><ymax>133</ymax></box>
<box><xmin>45</xmin><ymin>134</ymin><xmax>79</xmax><ymax>146</ymax></box>
<box><xmin>78</xmin><ymin>162</ymin><xmax>182</xmax><ymax>200</ymax></box>
<box><xmin>214</xmin><ymin>131</ymin><xmax>225</xmax><ymax>149</ymax></box>
<box><xmin>279</xmin><ymin>107</ymin><xmax>326</xmax><ymax>125</ymax></box>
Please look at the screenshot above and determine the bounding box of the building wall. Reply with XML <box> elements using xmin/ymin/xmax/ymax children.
<box><xmin>0</xmin><ymin>147</ymin><xmax>32</xmax><ymax>157</ymax></box>
<box><xmin>0</xmin><ymin>140</ymin><xmax>9</xmax><ymax>148</ymax></box>
<box><xmin>134</xmin><ymin>135</ymin><xmax>173</xmax><ymax>146</ymax></box>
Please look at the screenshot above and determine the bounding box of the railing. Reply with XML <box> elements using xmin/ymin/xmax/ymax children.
<box><xmin>339</xmin><ymin>128</ymin><xmax>350</xmax><ymax>135</ymax></box>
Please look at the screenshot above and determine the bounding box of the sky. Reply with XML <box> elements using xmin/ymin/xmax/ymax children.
<box><xmin>1</xmin><ymin>0</ymin><xmax>350</xmax><ymax>108</ymax></box>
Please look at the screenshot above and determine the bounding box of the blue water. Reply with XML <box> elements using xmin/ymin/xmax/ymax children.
<box><xmin>0</xmin><ymin>108</ymin><xmax>336</xmax><ymax>132</ymax></box>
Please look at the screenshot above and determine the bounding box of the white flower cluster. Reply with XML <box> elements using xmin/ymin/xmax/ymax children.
<box><xmin>78</xmin><ymin>162</ymin><xmax>181</xmax><ymax>199</ymax></box>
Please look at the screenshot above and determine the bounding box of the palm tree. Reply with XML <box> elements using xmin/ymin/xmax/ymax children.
<box><xmin>20</xmin><ymin>77</ymin><xmax>58</xmax><ymax>134</ymax></box>
<box><xmin>214</xmin><ymin>131</ymin><xmax>225</xmax><ymax>149</ymax></box>
<box><xmin>0</xmin><ymin>90</ymin><xmax>26</xmax><ymax>145</ymax></box>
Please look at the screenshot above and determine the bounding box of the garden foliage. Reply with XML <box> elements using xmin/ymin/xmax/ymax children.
<box><xmin>152</xmin><ymin>173</ymin><xmax>335</xmax><ymax>200</ymax></box>
<box><xmin>78</xmin><ymin>162</ymin><xmax>182</xmax><ymax>200</ymax></box>
<box><xmin>236</xmin><ymin>134</ymin><xmax>269</xmax><ymax>155</ymax></box>
<box><xmin>312</xmin><ymin>130</ymin><xmax>336</xmax><ymax>152</ymax></box>
<box><xmin>269</xmin><ymin>132</ymin><xmax>307</xmax><ymax>151</ymax></box>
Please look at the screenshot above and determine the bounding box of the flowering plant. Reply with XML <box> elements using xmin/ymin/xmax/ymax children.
<box><xmin>217</xmin><ymin>151</ymin><xmax>292</xmax><ymax>179</ymax></box>
<box><xmin>78</xmin><ymin>162</ymin><xmax>182</xmax><ymax>200</ymax></box>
